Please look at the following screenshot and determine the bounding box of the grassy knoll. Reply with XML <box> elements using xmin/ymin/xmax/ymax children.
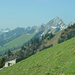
<box><xmin>0</xmin><ymin>37</ymin><xmax>75</xmax><ymax>75</ymax></box>
<box><xmin>0</xmin><ymin>33</ymin><xmax>35</xmax><ymax>51</ymax></box>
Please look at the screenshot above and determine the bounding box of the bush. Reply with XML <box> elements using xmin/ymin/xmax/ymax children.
<box><xmin>0</xmin><ymin>57</ymin><xmax>5</xmax><ymax>68</ymax></box>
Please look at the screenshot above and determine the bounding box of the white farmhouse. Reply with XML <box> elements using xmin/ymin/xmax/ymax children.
<box><xmin>4</xmin><ymin>58</ymin><xmax>16</xmax><ymax>67</ymax></box>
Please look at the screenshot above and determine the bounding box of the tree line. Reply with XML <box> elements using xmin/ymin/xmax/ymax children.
<box><xmin>0</xmin><ymin>32</ymin><xmax>54</xmax><ymax>68</ymax></box>
<box><xmin>58</xmin><ymin>23</ymin><xmax>75</xmax><ymax>43</ymax></box>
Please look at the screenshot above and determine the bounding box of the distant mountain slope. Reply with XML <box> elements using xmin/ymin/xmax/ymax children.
<box><xmin>0</xmin><ymin>33</ymin><xmax>35</xmax><ymax>56</ymax></box>
<box><xmin>0</xmin><ymin>37</ymin><xmax>75</xmax><ymax>75</ymax></box>
<box><xmin>0</xmin><ymin>28</ymin><xmax>10</xmax><ymax>35</ymax></box>
<box><xmin>0</xmin><ymin>27</ymin><xmax>26</xmax><ymax>46</ymax></box>
<box><xmin>0</xmin><ymin>33</ymin><xmax>35</xmax><ymax>51</ymax></box>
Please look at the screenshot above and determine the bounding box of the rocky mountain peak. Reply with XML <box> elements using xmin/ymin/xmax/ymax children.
<box><xmin>68</xmin><ymin>22</ymin><xmax>75</xmax><ymax>26</ymax></box>
<box><xmin>46</xmin><ymin>17</ymin><xmax>65</xmax><ymax>28</ymax></box>
<box><xmin>34</xmin><ymin>17</ymin><xmax>67</xmax><ymax>37</ymax></box>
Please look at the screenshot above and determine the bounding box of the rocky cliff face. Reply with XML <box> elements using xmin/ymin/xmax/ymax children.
<box><xmin>46</xmin><ymin>17</ymin><xmax>66</xmax><ymax>30</ymax></box>
<box><xmin>33</xmin><ymin>17</ymin><xmax>67</xmax><ymax>37</ymax></box>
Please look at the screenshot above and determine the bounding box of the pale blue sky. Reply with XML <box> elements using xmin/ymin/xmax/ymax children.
<box><xmin>0</xmin><ymin>0</ymin><xmax>75</xmax><ymax>29</ymax></box>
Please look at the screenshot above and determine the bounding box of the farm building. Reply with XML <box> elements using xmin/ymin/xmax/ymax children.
<box><xmin>4</xmin><ymin>58</ymin><xmax>16</xmax><ymax>67</ymax></box>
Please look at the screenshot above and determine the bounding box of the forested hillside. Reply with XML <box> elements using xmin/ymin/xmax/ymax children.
<box><xmin>0</xmin><ymin>36</ymin><xmax>75</xmax><ymax>75</ymax></box>
<box><xmin>58</xmin><ymin>23</ymin><xmax>75</xmax><ymax>43</ymax></box>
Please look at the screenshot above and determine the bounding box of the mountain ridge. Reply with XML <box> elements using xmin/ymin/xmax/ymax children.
<box><xmin>0</xmin><ymin>17</ymin><xmax>66</xmax><ymax>47</ymax></box>
<box><xmin>0</xmin><ymin>17</ymin><xmax>73</xmax><ymax>57</ymax></box>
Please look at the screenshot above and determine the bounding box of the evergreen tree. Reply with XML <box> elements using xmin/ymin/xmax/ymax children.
<box><xmin>7</xmin><ymin>49</ymin><xmax>12</xmax><ymax>56</ymax></box>
<box><xmin>0</xmin><ymin>57</ymin><xmax>5</xmax><ymax>68</ymax></box>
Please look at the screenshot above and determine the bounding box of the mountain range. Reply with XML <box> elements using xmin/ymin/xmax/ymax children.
<box><xmin>0</xmin><ymin>17</ymin><xmax>74</xmax><ymax>56</ymax></box>
<box><xmin>0</xmin><ymin>17</ymin><xmax>68</xmax><ymax>40</ymax></box>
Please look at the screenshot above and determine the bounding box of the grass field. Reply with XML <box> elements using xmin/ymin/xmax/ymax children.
<box><xmin>0</xmin><ymin>37</ymin><xmax>75</xmax><ymax>75</ymax></box>
<box><xmin>0</xmin><ymin>33</ymin><xmax>35</xmax><ymax>51</ymax></box>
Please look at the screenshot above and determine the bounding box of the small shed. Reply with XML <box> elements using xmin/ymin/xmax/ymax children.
<box><xmin>4</xmin><ymin>58</ymin><xmax>16</xmax><ymax>67</ymax></box>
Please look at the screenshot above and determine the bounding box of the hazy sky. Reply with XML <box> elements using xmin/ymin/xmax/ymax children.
<box><xmin>0</xmin><ymin>0</ymin><xmax>75</xmax><ymax>29</ymax></box>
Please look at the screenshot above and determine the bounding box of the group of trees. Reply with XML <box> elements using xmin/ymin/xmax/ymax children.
<box><xmin>0</xmin><ymin>32</ymin><xmax>54</xmax><ymax>67</ymax></box>
<box><xmin>58</xmin><ymin>23</ymin><xmax>75</xmax><ymax>43</ymax></box>
<box><xmin>15</xmin><ymin>33</ymin><xmax>54</xmax><ymax>62</ymax></box>
<box><xmin>16</xmin><ymin>37</ymin><xmax>41</xmax><ymax>62</ymax></box>
<box><xmin>0</xmin><ymin>57</ymin><xmax>5</xmax><ymax>68</ymax></box>
<box><xmin>3</xmin><ymin>32</ymin><xmax>54</xmax><ymax>63</ymax></box>
<box><xmin>42</xmin><ymin>33</ymin><xmax>54</xmax><ymax>40</ymax></box>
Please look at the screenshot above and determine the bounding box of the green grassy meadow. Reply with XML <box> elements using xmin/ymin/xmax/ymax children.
<box><xmin>0</xmin><ymin>33</ymin><xmax>35</xmax><ymax>51</ymax></box>
<box><xmin>0</xmin><ymin>37</ymin><xmax>75</xmax><ymax>75</ymax></box>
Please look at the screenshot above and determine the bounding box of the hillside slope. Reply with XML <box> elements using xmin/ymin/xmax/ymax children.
<box><xmin>0</xmin><ymin>33</ymin><xmax>35</xmax><ymax>51</ymax></box>
<box><xmin>0</xmin><ymin>37</ymin><xmax>75</xmax><ymax>75</ymax></box>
